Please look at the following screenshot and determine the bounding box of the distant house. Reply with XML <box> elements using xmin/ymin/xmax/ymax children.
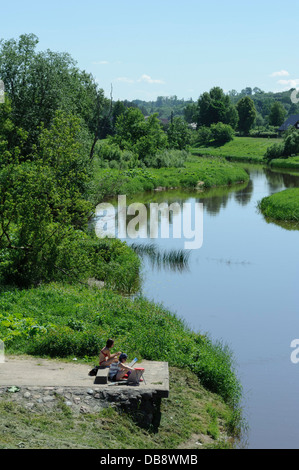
<box><xmin>278</xmin><ymin>114</ymin><xmax>299</xmax><ymax>133</ymax></box>
<box><xmin>159</xmin><ymin>118</ymin><xmax>169</xmax><ymax>126</ymax></box>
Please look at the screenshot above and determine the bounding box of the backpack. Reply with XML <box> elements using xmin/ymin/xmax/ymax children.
<box><xmin>88</xmin><ymin>366</ymin><xmax>100</xmax><ymax>377</ymax></box>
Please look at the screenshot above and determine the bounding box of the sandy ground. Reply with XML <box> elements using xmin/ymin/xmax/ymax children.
<box><xmin>0</xmin><ymin>355</ymin><xmax>169</xmax><ymax>395</ymax></box>
<box><xmin>0</xmin><ymin>355</ymin><xmax>93</xmax><ymax>387</ymax></box>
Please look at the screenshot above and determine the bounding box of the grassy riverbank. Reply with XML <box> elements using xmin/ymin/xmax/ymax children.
<box><xmin>258</xmin><ymin>188</ymin><xmax>299</xmax><ymax>222</ymax></box>
<box><xmin>90</xmin><ymin>156</ymin><xmax>249</xmax><ymax>201</ymax></box>
<box><xmin>0</xmin><ymin>283</ymin><xmax>242</xmax><ymax>411</ymax></box>
<box><xmin>0</xmin><ymin>364</ymin><xmax>241</xmax><ymax>449</ymax></box>
<box><xmin>192</xmin><ymin>136</ymin><xmax>282</xmax><ymax>163</ymax></box>
<box><xmin>0</xmin><ymin>283</ymin><xmax>242</xmax><ymax>409</ymax></box>
<box><xmin>269</xmin><ymin>156</ymin><xmax>299</xmax><ymax>170</ymax></box>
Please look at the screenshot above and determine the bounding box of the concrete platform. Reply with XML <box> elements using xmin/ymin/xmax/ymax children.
<box><xmin>0</xmin><ymin>356</ymin><xmax>169</xmax><ymax>398</ymax></box>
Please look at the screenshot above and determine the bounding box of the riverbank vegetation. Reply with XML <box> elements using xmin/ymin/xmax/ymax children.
<box><xmin>0</xmin><ymin>283</ymin><xmax>242</xmax><ymax>410</ymax></box>
<box><xmin>258</xmin><ymin>188</ymin><xmax>299</xmax><ymax>222</ymax></box>
<box><xmin>269</xmin><ymin>156</ymin><xmax>299</xmax><ymax>170</ymax></box>
<box><xmin>90</xmin><ymin>155</ymin><xmax>249</xmax><ymax>202</ymax></box>
<box><xmin>264</xmin><ymin>127</ymin><xmax>299</xmax><ymax>169</ymax></box>
<box><xmin>0</xmin><ymin>365</ymin><xmax>241</xmax><ymax>449</ymax></box>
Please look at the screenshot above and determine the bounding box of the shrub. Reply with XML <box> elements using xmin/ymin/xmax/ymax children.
<box><xmin>283</xmin><ymin>128</ymin><xmax>299</xmax><ymax>156</ymax></box>
<box><xmin>144</xmin><ymin>149</ymin><xmax>189</xmax><ymax>168</ymax></box>
<box><xmin>249</xmin><ymin>126</ymin><xmax>278</xmax><ymax>138</ymax></box>
<box><xmin>265</xmin><ymin>128</ymin><xmax>299</xmax><ymax>161</ymax></box>
<box><xmin>195</xmin><ymin>126</ymin><xmax>212</xmax><ymax>146</ymax></box>
<box><xmin>29</xmin><ymin>325</ymin><xmax>101</xmax><ymax>357</ymax></box>
<box><xmin>264</xmin><ymin>142</ymin><xmax>285</xmax><ymax>161</ymax></box>
<box><xmin>97</xmin><ymin>140</ymin><xmax>138</xmax><ymax>169</ymax></box>
<box><xmin>97</xmin><ymin>141</ymin><xmax>123</xmax><ymax>162</ymax></box>
<box><xmin>210</xmin><ymin>122</ymin><xmax>235</xmax><ymax>145</ymax></box>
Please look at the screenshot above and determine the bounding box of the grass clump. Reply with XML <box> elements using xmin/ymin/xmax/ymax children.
<box><xmin>258</xmin><ymin>188</ymin><xmax>299</xmax><ymax>222</ymax></box>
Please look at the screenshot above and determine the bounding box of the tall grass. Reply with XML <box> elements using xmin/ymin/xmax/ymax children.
<box><xmin>130</xmin><ymin>243</ymin><xmax>190</xmax><ymax>272</ymax></box>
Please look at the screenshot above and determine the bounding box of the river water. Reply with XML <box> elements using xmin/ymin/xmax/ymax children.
<box><xmin>97</xmin><ymin>164</ymin><xmax>299</xmax><ymax>448</ymax></box>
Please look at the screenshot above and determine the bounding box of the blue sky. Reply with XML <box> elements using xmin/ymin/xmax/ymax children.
<box><xmin>1</xmin><ymin>0</ymin><xmax>299</xmax><ymax>101</ymax></box>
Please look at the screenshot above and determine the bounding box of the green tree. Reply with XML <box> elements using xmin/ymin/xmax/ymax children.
<box><xmin>112</xmin><ymin>100</ymin><xmax>126</xmax><ymax>130</ymax></box>
<box><xmin>197</xmin><ymin>87</ymin><xmax>238</xmax><ymax>129</ymax></box>
<box><xmin>114</xmin><ymin>108</ymin><xmax>147</xmax><ymax>149</ymax></box>
<box><xmin>0</xmin><ymin>98</ymin><xmax>28</xmax><ymax>162</ymax></box>
<box><xmin>184</xmin><ymin>102</ymin><xmax>197</xmax><ymax>123</ymax></box>
<box><xmin>113</xmin><ymin>108</ymin><xmax>168</xmax><ymax>163</ymax></box>
<box><xmin>236</xmin><ymin>96</ymin><xmax>257</xmax><ymax>135</ymax></box>
<box><xmin>268</xmin><ymin>101</ymin><xmax>286</xmax><ymax>127</ymax></box>
<box><xmin>0</xmin><ymin>33</ymin><xmax>108</xmax><ymax>159</ymax></box>
<box><xmin>167</xmin><ymin>116</ymin><xmax>191</xmax><ymax>150</ymax></box>
<box><xmin>0</xmin><ymin>111</ymin><xmax>92</xmax><ymax>287</ymax></box>
<box><xmin>134</xmin><ymin>113</ymin><xmax>168</xmax><ymax>161</ymax></box>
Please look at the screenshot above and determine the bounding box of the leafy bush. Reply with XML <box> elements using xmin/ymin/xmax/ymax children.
<box><xmin>28</xmin><ymin>325</ymin><xmax>101</xmax><ymax>357</ymax></box>
<box><xmin>97</xmin><ymin>140</ymin><xmax>138</xmax><ymax>169</ymax></box>
<box><xmin>144</xmin><ymin>149</ymin><xmax>189</xmax><ymax>168</ymax></box>
<box><xmin>283</xmin><ymin>128</ymin><xmax>299</xmax><ymax>156</ymax></box>
<box><xmin>195</xmin><ymin>126</ymin><xmax>212</xmax><ymax>146</ymax></box>
<box><xmin>264</xmin><ymin>142</ymin><xmax>285</xmax><ymax>161</ymax></box>
<box><xmin>195</xmin><ymin>123</ymin><xmax>234</xmax><ymax>147</ymax></box>
<box><xmin>56</xmin><ymin>236</ymin><xmax>141</xmax><ymax>294</ymax></box>
<box><xmin>210</xmin><ymin>122</ymin><xmax>235</xmax><ymax>145</ymax></box>
<box><xmin>265</xmin><ymin>128</ymin><xmax>299</xmax><ymax>161</ymax></box>
<box><xmin>249</xmin><ymin>126</ymin><xmax>278</xmax><ymax>138</ymax></box>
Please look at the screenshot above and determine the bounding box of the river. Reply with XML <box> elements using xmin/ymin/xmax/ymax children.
<box><xmin>97</xmin><ymin>164</ymin><xmax>299</xmax><ymax>449</ymax></box>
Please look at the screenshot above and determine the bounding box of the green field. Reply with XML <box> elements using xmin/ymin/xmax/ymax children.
<box><xmin>192</xmin><ymin>137</ymin><xmax>283</xmax><ymax>163</ymax></box>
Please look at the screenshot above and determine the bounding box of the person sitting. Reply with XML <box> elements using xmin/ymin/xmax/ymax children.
<box><xmin>108</xmin><ymin>353</ymin><xmax>135</xmax><ymax>381</ymax></box>
<box><xmin>99</xmin><ymin>339</ymin><xmax>121</xmax><ymax>368</ymax></box>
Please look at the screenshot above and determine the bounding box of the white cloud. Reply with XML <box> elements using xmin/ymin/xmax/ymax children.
<box><xmin>92</xmin><ymin>60</ymin><xmax>109</xmax><ymax>65</ymax></box>
<box><xmin>138</xmin><ymin>74</ymin><xmax>165</xmax><ymax>84</ymax></box>
<box><xmin>270</xmin><ymin>70</ymin><xmax>290</xmax><ymax>77</ymax></box>
<box><xmin>115</xmin><ymin>77</ymin><xmax>135</xmax><ymax>84</ymax></box>
<box><xmin>277</xmin><ymin>78</ymin><xmax>299</xmax><ymax>88</ymax></box>
<box><xmin>113</xmin><ymin>74</ymin><xmax>165</xmax><ymax>86</ymax></box>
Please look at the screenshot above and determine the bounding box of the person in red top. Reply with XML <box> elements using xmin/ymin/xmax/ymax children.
<box><xmin>99</xmin><ymin>339</ymin><xmax>121</xmax><ymax>368</ymax></box>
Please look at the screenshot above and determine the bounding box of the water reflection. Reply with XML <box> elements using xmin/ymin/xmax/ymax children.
<box><xmin>234</xmin><ymin>179</ymin><xmax>254</xmax><ymax>206</ymax></box>
<box><xmin>262</xmin><ymin>216</ymin><xmax>299</xmax><ymax>232</ymax></box>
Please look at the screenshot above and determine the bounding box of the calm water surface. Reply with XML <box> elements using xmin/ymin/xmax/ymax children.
<box><xmin>103</xmin><ymin>164</ymin><xmax>299</xmax><ymax>449</ymax></box>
